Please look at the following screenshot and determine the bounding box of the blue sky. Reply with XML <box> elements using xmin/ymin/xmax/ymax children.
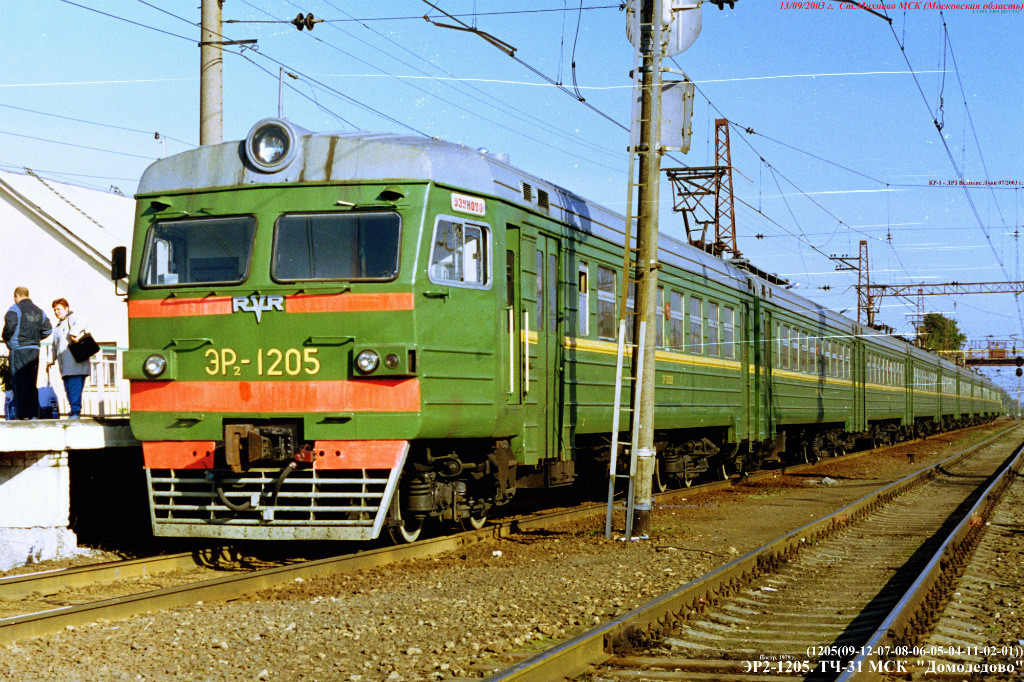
<box><xmin>2</xmin><ymin>1</ymin><xmax>1022</xmax><ymax>396</ymax></box>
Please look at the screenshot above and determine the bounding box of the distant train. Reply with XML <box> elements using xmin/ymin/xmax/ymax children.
<box><xmin>113</xmin><ymin>117</ymin><xmax>1009</xmax><ymax>543</ymax></box>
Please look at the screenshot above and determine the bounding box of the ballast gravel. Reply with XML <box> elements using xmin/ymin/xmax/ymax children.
<box><xmin>0</xmin><ymin>423</ymin><xmax>1017</xmax><ymax>682</ymax></box>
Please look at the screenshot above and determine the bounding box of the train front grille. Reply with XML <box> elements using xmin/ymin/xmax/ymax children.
<box><xmin>145</xmin><ymin>466</ymin><xmax>400</xmax><ymax>541</ymax></box>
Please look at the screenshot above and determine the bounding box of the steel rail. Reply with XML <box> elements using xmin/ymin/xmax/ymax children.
<box><xmin>485</xmin><ymin>423</ymin><xmax>1022</xmax><ymax>681</ymax></box>
<box><xmin>836</xmin><ymin>438</ymin><xmax>1024</xmax><ymax>682</ymax></box>
<box><xmin>0</xmin><ymin>422</ymin><xmax>1006</xmax><ymax>647</ymax></box>
<box><xmin>0</xmin><ymin>477</ymin><xmax>723</xmax><ymax>645</ymax></box>
<box><xmin>0</xmin><ymin>551</ymin><xmax>217</xmax><ymax>602</ymax></box>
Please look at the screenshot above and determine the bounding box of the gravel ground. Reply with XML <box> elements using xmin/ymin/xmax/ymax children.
<box><xmin>905</xmin><ymin>463</ymin><xmax>1024</xmax><ymax>681</ymax></box>
<box><xmin>974</xmin><ymin>478</ymin><xmax>1024</xmax><ymax>678</ymax></box>
<box><xmin>0</xmin><ymin>422</ymin><xmax>1017</xmax><ymax>682</ymax></box>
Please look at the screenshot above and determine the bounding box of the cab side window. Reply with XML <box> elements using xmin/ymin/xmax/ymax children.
<box><xmin>429</xmin><ymin>217</ymin><xmax>489</xmax><ymax>288</ymax></box>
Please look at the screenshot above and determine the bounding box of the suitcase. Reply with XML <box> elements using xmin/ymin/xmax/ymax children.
<box><xmin>3</xmin><ymin>390</ymin><xmax>14</xmax><ymax>420</ymax></box>
<box><xmin>38</xmin><ymin>384</ymin><xmax>60</xmax><ymax>419</ymax></box>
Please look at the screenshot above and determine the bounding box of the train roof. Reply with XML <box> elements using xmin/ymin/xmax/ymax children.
<box><xmin>137</xmin><ymin>124</ymin><xmax>1001</xmax><ymax>394</ymax></box>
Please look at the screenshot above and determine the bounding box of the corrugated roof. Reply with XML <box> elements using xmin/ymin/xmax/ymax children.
<box><xmin>0</xmin><ymin>169</ymin><xmax>134</xmax><ymax>261</ymax></box>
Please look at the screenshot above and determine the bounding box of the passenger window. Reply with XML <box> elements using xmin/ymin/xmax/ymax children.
<box><xmin>722</xmin><ymin>307</ymin><xmax>735</xmax><ymax>360</ymax></box>
<box><xmin>429</xmin><ymin>218</ymin><xmax>489</xmax><ymax>287</ymax></box>
<box><xmin>707</xmin><ymin>301</ymin><xmax>719</xmax><ymax>357</ymax></box>
<box><xmin>656</xmin><ymin>287</ymin><xmax>665</xmax><ymax>348</ymax></box>
<box><xmin>625</xmin><ymin>282</ymin><xmax>637</xmax><ymax>345</ymax></box>
<box><xmin>670</xmin><ymin>291</ymin><xmax>685</xmax><ymax>350</ymax></box>
<box><xmin>597</xmin><ymin>265</ymin><xmax>616</xmax><ymax>341</ymax></box>
<box><xmin>800</xmin><ymin>332</ymin><xmax>809</xmax><ymax>373</ymax></box>
<box><xmin>780</xmin><ymin>325</ymin><xmax>789</xmax><ymax>369</ymax></box>
<box><xmin>688</xmin><ymin>296</ymin><xmax>702</xmax><ymax>353</ymax></box>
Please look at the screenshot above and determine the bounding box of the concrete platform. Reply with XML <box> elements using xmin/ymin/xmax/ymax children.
<box><xmin>0</xmin><ymin>418</ymin><xmax>139</xmax><ymax>571</ymax></box>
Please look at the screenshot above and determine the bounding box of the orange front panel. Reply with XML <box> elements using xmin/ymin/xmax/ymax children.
<box><xmin>131</xmin><ymin>379</ymin><xmax>420</xmax><ymax>413</ymax></box>
<box><xmin>143</xmin><ymin>441</ymin><xmax>216</xmax><ymax>469</ymax></box>
<box><xmin>312</xmin><ymin>440</ymin><xmax>408</xmax><ymax>470</ymax></box>
<box><xmin>128</xmin><ymin>292</ymin><xmax>413</xmax><ymax>318</ymax></box>
<box><xmin>128</xmin><ymin>297</ymin><xmax>233</xmax><ymax>318</ymax></box>
<box><xmin>287</xmin><ymin>292</ymin><xmax>415</xmax><ymax>313</ymax></box>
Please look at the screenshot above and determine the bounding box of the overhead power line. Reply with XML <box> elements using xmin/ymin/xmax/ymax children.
<box><xmin>0</xmin><ymin>103</ymin><xmax>193</xmax><ymax>147</ymax></box>
<box><xmin>225</xmin><ymin>5</ymin><xmax>624</xmax><ymax>24</ymax></box>
<box><xmin>309</xmin><ymin>0</ymin><xmax>622</xmax><ymax>162</ymax></box>
<box><xmin>57</xmin><ymin>0</ymin><xmax>194</xmax><ymax>43</ymax></box>
<box><xmin>0</xmin><ymin>130</ymin><xmax>157</xmax><ymax>160</ymax></box>
<box><xmin>239</xmin><ymin>0</ymin><xmax>624</xmax><ymax>172</ymax></box>
<box><xmin>865</xmin><ymin>6</ymin><xmax>1024</xmax><ymax>337</ymax></box>
<box><xmin>422</xmin><ymin>0</ymin><xmax>630</xmax><ymax>133</ymax></box>
<box><xmin>103</xmin><ymin>0</ymin><xmax>430</xmax><ymax>136</ymax></box>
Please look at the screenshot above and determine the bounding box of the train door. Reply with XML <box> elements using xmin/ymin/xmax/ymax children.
<box><xmin>853</xmin><ymin>335</ymin><xmax>866</xmax><ymax>432</ymax></box>
<box><xmin>522</xmin><ymin>232</ymin><xmax>563</xmax><ymax>464</ymax></box>
<box><xmin>505</xmin><ymin>226</ymin><xmax>523</xmax><ymax>409</ymax></box>
<box><xmin>740</xmin><ymin>300</ymin><xmax>751</xmax><ymax>443</ymax></box>
<box><xmin>762</xmin><ymin>308</ymin><xmax>774</xmax><ymax>439</ymax></box>
<box><xmin>747</xmin><ymin>292</ymin><xmax>769</xmax><ymax>442</ymax></box>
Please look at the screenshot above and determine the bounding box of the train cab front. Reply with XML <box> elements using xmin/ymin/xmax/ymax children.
<box><xmin>123</xmin><ymin>121</ymin><xmax>423</xmax><ymax>541</ymax></box>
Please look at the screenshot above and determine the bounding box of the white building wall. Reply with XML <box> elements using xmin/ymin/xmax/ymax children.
<box><xmin>1</xmin><ymin>173</ymin><xmax>134</xmax><ymax>417</ymax></box>
<box><xmin>0</xmin><ymin>452</ymin><xmax>77</xmax><ymax>571</ymax></box>
<box><xmin>0</xmin><ymin>196</ymin><xmax>129</xmax><ymax>349</ymax></box>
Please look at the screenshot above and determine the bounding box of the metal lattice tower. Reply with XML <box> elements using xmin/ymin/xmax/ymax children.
<box><xmin>713</xmin><ymin>119</ymin><xmax>739</xmax><ymax>258</ymax></box>
<box><xmin>664</xmin><ymin>119</ymin><xmax>741</xmax><ymax>259</ymax></box>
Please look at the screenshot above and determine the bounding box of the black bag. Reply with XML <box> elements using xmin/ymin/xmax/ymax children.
<box><xmin>69</xmin><ymin>332</ymin><xmax>100</xmax><ymax>362</ymax></box>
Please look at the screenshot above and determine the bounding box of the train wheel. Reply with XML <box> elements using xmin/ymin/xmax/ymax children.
<box><xmin>680</xmin><ymin>459</ymin><xmax>693</xmax><ymax>488</ymax></box>
<box><xmin>460</xmin><ymin>507</ymin><xmax>488</xmax><ymax>531</ymax></box>
<box><xmin>808</xmin><ymin>434</ymin><xmax>822</xmax><ymax>464</ymax></box>
<box><xmin>387</xmin><ymin>490</ymin><xmax>423</xmax><ymax>544</ymax></box>
<box><xmin>654</xmin><ymin>459</ymin><xmax>669</xmax><ymax>493</ymax></box>
<box><xmin>388</xmin><ymin>514</ymin><xmax>423</xmax><ymax>544</ymax></box>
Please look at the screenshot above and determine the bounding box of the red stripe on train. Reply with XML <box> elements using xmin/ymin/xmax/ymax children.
<box><xmin>312</xmin><ymin>440</ymin><xmax>407</xmax><ymax>470</ymax></box>
<box><xmin>128</xmin><ymin>297</ymin><xmax>233</xmax><ymax>318</ymax></box>
<box><xmin>128</xmin><ymin>292</ymin><xmax>414</xmax><ymax>318</ymax></box>
<box><xmin>287</xmin><ymin>292</ymin><xmax>414</xmax><ymax>313</ymax></box>
<box><xmin>143</xmin><ymin>441</ymin><xmax>216</xmax><ymax>469</ymax></box>
<box><xmin>130</xmin><ymin>379</ymin><xmax>421</xmax><ymax>412</ymax></box>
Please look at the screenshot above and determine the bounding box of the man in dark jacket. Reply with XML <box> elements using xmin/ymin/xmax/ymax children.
<box><xmin>2</xmin><ymin>287</ymin><xmax>53</xmax><ymax>419</ymax></box>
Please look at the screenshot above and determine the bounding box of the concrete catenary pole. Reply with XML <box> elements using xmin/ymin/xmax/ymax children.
<box><xmin>200</xmin><ymin>0</ymin><xmax>224</xmax><ymax>146</ymax></box>
<box><xmin>631</xmin><ymin>0</ymin><xmax>664</xmax><ymax>536</ymax></box>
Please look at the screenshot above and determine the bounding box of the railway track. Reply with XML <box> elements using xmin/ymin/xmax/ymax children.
<box><xmin>0</xmin><ymin>423</ymin><xmax>1008</xmax><ymax>652</ymax></box>
<box><xmin>485</xmin><ymin>424</ymin><xmax>1023</xmax><ymax>681</ymax></box>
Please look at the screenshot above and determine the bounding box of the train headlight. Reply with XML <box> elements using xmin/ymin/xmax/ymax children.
<box><xmin>143</xmin><ymin>354</ymin><xmax>168</xmax><ymax>378</ymax></box>
<box><xmin>384</xmin><ymin>353</ymin><xmax>400</xmax><ymax>369</ymax></box>
<box><xmin>355</xmin><ymin>350</ymin><xmax>380</xmax><ymax>375</ymax></box>
<box><xmin>245</xmin><ymin>118</ymin><xmax>300</xmax><ymax>172</ymax></box>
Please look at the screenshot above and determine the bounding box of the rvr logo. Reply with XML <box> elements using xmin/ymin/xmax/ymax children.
<box><xmin>232</xmin><ymin>294</ymin><xmax>284</xmax><ymax>323</ymax></box>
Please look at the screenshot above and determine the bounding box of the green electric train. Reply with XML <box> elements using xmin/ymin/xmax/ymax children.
<box><xmin>113</xmin><ymin>117</ymin><xmax>1009</xmax><ymax>543</ymax></box>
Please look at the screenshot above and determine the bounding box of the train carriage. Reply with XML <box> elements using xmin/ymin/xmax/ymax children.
<box><xmin>115</xmin><ymin>118</ymin><xmax>1009</xmax><ymax>543</ymax></box>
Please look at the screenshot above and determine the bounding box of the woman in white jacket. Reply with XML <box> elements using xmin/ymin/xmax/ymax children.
<box><xmin>46</xmin><ymin>298</ymin><xmax>91</xmax><ymax>419</ymax></box>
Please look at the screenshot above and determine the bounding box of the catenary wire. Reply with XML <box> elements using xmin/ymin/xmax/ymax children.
<box><xmin>267</xmin><ymin>0</ymin><xmax>627</xmax><ymax>170</ymax></box>
<box><xmin>0</xmin><ymin>103</ymin><xmax>193</xmax><ymax>147</ymax></box>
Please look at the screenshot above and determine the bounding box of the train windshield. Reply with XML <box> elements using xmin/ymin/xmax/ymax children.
<box><xmin>272</xmin><ymin>212</ymin><xmax>400</xmax><ymax>281</ymax></box>
<box><xmin>141</xmin><ymin>216</ymin><xmax>255</xmax><ymax>287</ymax></box>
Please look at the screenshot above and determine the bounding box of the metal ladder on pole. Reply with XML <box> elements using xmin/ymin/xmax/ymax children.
<box><xmin>604</xmin><ymin>319</ymin><xmax>646</xmax><ymax>540</ymax></box>
<box><xmin>605</xmin><ymin>29</ymin><xmax>647</xmax><ymax>540</ymax></box>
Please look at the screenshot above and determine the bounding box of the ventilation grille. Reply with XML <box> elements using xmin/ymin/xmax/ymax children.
<box><xmin>537</xmin><ymin>189</ymin><xmax>549</xmax><ymax>209</ymax></box>
<box><xmin>522</xmin><ymin>182</ymin><xmax>533</xmax><ymax>202</ymax></box>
